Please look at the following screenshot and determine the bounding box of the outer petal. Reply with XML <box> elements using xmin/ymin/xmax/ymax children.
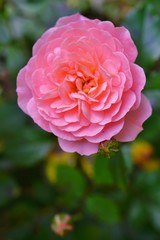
<box><xmin>112</xmin><ymin>90</ymin><xmax>136</xmax><ymax>121</ymax></box>
<box><xmin>115</xmin><ymin>94</ymin><xmax>152</xmax><ymax>141</ymax></box>
<box><xmin>33</xmin><ymin>28</ymin><xmax>54</xmax><ymax>55</ymax></box>
<box><xmin>55</xmin><ymin>13</ymin><xmax>86</xmax><ymax>27</ymax></box>
<box><xmin>130</xmin><ymin>63</ymin><xmax>146</xmax><ymax>110</ymax></box>
<box><xmin>17</xmin><ymin>67</ymin><xmax>32</xmax><ymax>114</ymax></box>
<box><xmin>58</xmin><ymin>138</ymin><xmax>98</xmax><ymax>156</ymax></box>
<box><xmin>99</xmin><ymin>21</ymin><xmax>115</xmax><ymax>35</ymax></box>
<box><xmin>86</xmin><ymin>120</ymin><xmax>124</xmax><ymax>143</ymax></box>
<box><xmin>49</xmin><ymin>124</ymin><xmax>82</xmax><ymax>141</ymax></box>
<box><xmin>27</xmin><ymin>98</ymin><xmax>51</xmax><ymax>132</ymax></box>
<box><xmin>99</xmin><ymin>22</ymin><xmax>137</xmax><ymax>62</ymax></box>
<box><xmin>115</xmin><ymin>26</ymin><xmax>138</xmax><ymax>62</ymax></box>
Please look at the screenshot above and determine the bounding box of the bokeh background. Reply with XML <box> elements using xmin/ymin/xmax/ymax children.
<box><xmin>1</xmin><ymin>0</ymin><xmax>160</xmax><ymax>239</ymax></box>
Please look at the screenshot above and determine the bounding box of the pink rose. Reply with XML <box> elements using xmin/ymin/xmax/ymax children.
<box><xmin>17</xmin><ymin>13</ymin><xmax>152</xmax><ymax>156</ymax></box>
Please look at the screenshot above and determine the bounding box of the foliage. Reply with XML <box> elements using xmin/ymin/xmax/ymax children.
<box><xmin>0</xmin><ymin>0</ymin><xmax>160</xmax><ymax>239</ymax></box>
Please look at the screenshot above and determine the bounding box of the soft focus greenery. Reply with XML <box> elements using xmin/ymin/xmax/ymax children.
<box><xmin>1</xmin><ymin>0</ymin><xmax>160</xmax><ymax>239</ymax></box>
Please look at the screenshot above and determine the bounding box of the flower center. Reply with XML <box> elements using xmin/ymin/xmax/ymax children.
<box><xmin>74</xmin><ymin>74</ymin><xmax>96</xmax><ymax>94</ymax></box>
<box><xmin>66</xmin><ymin>69</ymin><xmax>97</xmax><ymax>94</ymax></box>
<box><xmin>82</xmin><ymin>77</ymin><xmax>96</xmax><ymax>94</ymax></box>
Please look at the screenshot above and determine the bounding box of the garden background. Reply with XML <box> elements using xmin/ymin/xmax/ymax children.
<box><xmin>1</xmin><ymin>0</ymin><xmax>160</xmax><ymax>239</ymax></box>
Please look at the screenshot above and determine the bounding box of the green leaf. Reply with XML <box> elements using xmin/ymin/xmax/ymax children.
<box><xmin>129</xmin><ymin>201</ymin><xmax>149</xmax><ymax>228</ymax></box>
<box><xmin>57</xmin><ymin>165</ymin><xmax>86</xmax><ymax>207</ymax></box>
<box><xmin>6</xmin><ymin>223</ymin><xmax>33</xmax><ymax>240</ymax></box>
<box><xmin>0</xmin><ymin>101</ymin><xmax>26</xmax><ymax>136</ymax></box>
<box><xmin>147</xmin><ymin>71</ymin><xmax>160</xmax><ymax>90</ymax></box>
<box><xmin>9</xmin><ymin>201</ymin><xmax>38</xmax><ymax>224</ymax></box>
<box><xmin>6</xmin><ymin>137</ymin><xmax>52</xmax><ymax>166</ymax></box>
<box><xmin>134</xmin><ymin>171</ymin><xmax>160</xmax><ymax>205</ymax></box>
<box><xmin>129</xmin><ymin>171</ymin><xmax>160</xmax><ymax>230</ymax></box>
<box><xmin>16</xmin><ymin>2</ymin><xmax>46</xmax><ymax>17</ymax></box>
<box><xmin>31</xmin><ymin>180</ymin><xmax>54</xmax><ymax>204</ymax></box>
<box><xmin>93</xmin><ymin>153</ymin><xmax>113</xmax><ymax>185</ymax></box>
<box><xmin>0</xmin><ymin>19</ymin><xmax>11</xmax><ymax>43</ymax></box>
<box><xmin>108</xmin><ymin>151</ymin><xmax>130</xmax><ymax>190</ymax></box>
<box><xmin>145</xmin><ymin>90</ymin><xmax>160</xmax><ymax>112</ymax></box>
<box><xmin>0</xmin><ymin>173</ymin><xmax>20</xmax><ymax>207</ymax></box>
<box><xmin>139</xmin><ymin>112</ymin><xmax>160</xmax><ymax>141</ymax></box>
<box><xmin>7</xmin><ymin>201</ymin><xmax>52</xmax><ymax>240</ymax></box>
<box><xmin>86</xmin><ymin>194</ymin><xmax>120</xmax><ymax>223</ymax></box>
<box><xmin>94</xmin><ymin>150</ymin><xmax>130</xmax><ymax>189</ymax></box>
<box><xmin>121</xmin><ymin>144</ymin><xmax>133</xmax><ymax>174</ymax></box>
<box><xmin>6</xmin><ymin>46</ymin><xmax>27</xmax><ymax>72</ymax></box>
<box><xmin>148</xmin><ymin>205</ymin><xmax>160</xmax><ymax>230</ymax></box>
<box><xmin>123</xmin><ymin>4</ymin><xmax>160</xmax><ymax>70</ymax></box>
<box><xmin>73</xmin><ymin>221</ymin><xmax>110</xmax><ymax>240</ymax></box>
<box><xmin>0</xmin><ymin>101</ymin><xmax>52</xmax><ymax>166</ymax></box>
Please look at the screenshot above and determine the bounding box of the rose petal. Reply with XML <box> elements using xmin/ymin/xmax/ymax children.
<box><xmin>27</xmin><ymin>98</ymin><xmax>51</xmax><ymax>132</ymax></box>
<box><xmin>32</xmin><ymin>28</ymin><xmax>54</xmax><ymax>55</ymax></box>
<box><xmin>130</xmin><ymin>63</ymin><xmax>146</xmax><ymax>110</ymax></box>
<box><xmin>50</xmin><ymin>123</ymin><xmax>81</xmax><ymax>141</ymax></box>
<box><xmin>64</xmin><ymin>107</ymin><xmax>79</xmax><ymax>123</ymax></box>
<box><xmin>115</xmin><ymin>94</ymin><xmax>152</xmax><ymax>141</ymax></box>
<box><xmin>73</xmin><ymin>123</ymin><xmax>104</xmax><ymax>137</ymax></box>
<box><xmin>86</xmin><ymin>120</ymin><xmax>124</xmax><ymax>143</ymax></box>
<box><xmin>112</xmin><ymin>90</ymin><xmax>136</xmax><ymax>121</ymax></box>
<box><xmin>55</xmin><ymin>13</ymin><xmax>86</xmax><ymax>27</ymax></box>
<box><xmin>17</xmin><ymin>67</ymin><xmax>32</xmax><ymax>114</ymax></box>
<box><xmin>61</xmin><ymin>123</ymin><xmax>82</xmax><ymax>132</ymax></box>
<box><xmin>58</xmin><ymin>138</ymin><xmax>98</xmax><ymax>155</ymax></box>
<box><xmin>115</xmin><ymin>26</ymin><xmax>138</xmax><ymax>62</ymax></box>
<box><xmin>99</xmin><ymin>102</ymin><xmax>122</xmax><ymax>125</ymax></box>
<box><xmin>99</xmin><ymin>21</ymin><xmax>115</xmax><ymax>35</ymax></box>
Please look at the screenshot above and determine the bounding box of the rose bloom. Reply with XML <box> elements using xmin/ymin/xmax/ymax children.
<box><xmin>17</xmin><ymin>13</ymin><xmax>152</xmax><ymax>155</ymax></box>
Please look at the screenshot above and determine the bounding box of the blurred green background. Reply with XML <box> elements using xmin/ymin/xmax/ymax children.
<box><xmin>1</xmin><ymin>0</ymin><xmax>160</xmax><ymax>239</ymax></box>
